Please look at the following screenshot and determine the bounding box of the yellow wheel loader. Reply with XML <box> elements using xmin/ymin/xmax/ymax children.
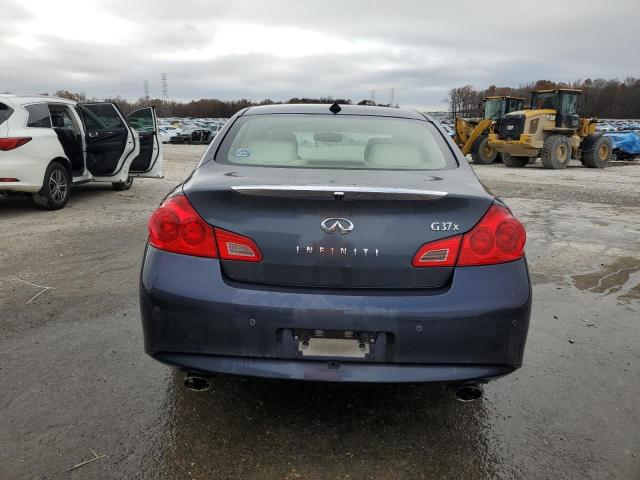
<box><xmin>488</xmin><ymin>89</ymin><xmax>612</xmax><ymax>169</ymax></box>
<box><xmin>454</xmin><ymin>96</ymin><xmax>524</xmax><ymax>164</ymax></box>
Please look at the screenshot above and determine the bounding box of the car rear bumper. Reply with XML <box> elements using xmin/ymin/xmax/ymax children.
<box><xmin>140</xmin><ymin>246</ymin><xmax>532</xmax><ymax>383</ymax></box>
<box><xmin>0</xmin><ymin>151</ymin><xmax>47</xmax><ymax>192</ymax></box>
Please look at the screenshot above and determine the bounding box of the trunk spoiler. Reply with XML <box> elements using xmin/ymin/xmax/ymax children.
<box><xmin>230</xmin><ymin>185</ymin><xmax>448</xmax><ymax>201</ymax></box>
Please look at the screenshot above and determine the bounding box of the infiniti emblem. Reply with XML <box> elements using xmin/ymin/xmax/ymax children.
<box><xmin>321</xmin><ymin>218</ymin><xmax>354</xmax><ymax>235</ymax></box>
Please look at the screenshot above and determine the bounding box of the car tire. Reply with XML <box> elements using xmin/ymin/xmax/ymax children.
<box><xmin>582</xmin><ymin>135</ymin><xmax>612</xmax><ymax>168</ymax></box>
<box><xmin>32</xmin><ymin>161</ymin><xmax>71</xmax><ymax>210</ymax></box>
<box><xmin>502</xmin><ymin>152</ymin><xmax>529</xmax><ymax>168</ymax></box>
<box><xmin>112</xmin><ymin>176</ymin><xmax>134</xmax><ymax>191</ymax></box>
<box><xmin>541</xmin><ymin>135</ymin><xmax>571</xmax><ymax>169</ymax></box>
<box><xmin>470</xmin><ymin>135</ymin><xmax>498</xmax><ymax>164</ymax></box>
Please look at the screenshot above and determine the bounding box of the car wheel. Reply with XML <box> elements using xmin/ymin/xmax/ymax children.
<box><xmin>32</xmin><ymin>161</ymin><xmax>71</xmax><ymax>210</ymax></box>
<box><xmin>112</xmin><ymin>176</ymin><xmax>134</xmax><ymax>191</ymax></box>
<box><xmin>502</xmin><ymin>152</ymin><xmax>529</xmax><ymax>168</ymax></box>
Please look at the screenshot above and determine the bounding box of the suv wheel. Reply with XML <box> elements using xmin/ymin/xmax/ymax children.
<box><xmin>112</xmin><ymin>176</ymin><xmax>134</xmax><ymax>191</ymax></box>
<box><xmin>32</xmin><ymin>161</ymin><xmax>70</xmax><ymax>210</ymax></box>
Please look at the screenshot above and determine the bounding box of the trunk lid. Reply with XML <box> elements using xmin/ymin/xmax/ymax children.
<box><xmin>184</xmin><ymin>164</ymin><xmax>493</xmax><ymax>289</ymax></box>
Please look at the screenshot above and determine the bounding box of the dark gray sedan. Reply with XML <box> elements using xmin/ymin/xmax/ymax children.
<box><xmin>140</xmin><ymin>104</ymin><xmax>530</xmax><ymax>397</ymax></box>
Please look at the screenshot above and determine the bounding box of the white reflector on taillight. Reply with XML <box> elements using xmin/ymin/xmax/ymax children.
<box><xmin>412</xmin><ymin>236</ymin><xmax>462</xmax><ymax>267</ymax></box>
<box><xmin>419</xmin><ymin>248</ymin><xmax>449</xmax><ymax>263</ymax></box>
<box><xmin>227</xmin><ymin>242</ymin><xmax>256</xmax><ymax>257</ymax></box>
<box><xmin>214</xmin><ymin>228</ymin><xmax>263</xmax><ymax>262</ymax></box>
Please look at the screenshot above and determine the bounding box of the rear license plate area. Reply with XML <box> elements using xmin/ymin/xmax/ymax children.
<box><xmin>294</xmin><ymin>329</ymin><xmax>375</xmax><ymax>359</ymax></box>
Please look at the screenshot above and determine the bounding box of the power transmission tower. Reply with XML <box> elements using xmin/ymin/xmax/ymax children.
<box><xmin>143</xmin><ymin>80</ymin><xmax>150</xmax><ymax>101</ymax></box>
<box><xmin>370</xmin><ymin>90</ymin><xmax>376</xmax><ymax>105</ymax></box>
<box><xmin>390</xmin><ymin>88</ymin><xmax>395</xmax><ymax>107</ymax></box>
<box><xmin>161</xmin><ymin>73</ymin><xmax>168</xmax><ymax>102</ymax></box>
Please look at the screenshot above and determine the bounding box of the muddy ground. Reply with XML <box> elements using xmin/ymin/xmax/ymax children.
<box><xmin>1</xmin><ymin>146</ymin><xmax>639</xmax><ymax>479</ymax></box>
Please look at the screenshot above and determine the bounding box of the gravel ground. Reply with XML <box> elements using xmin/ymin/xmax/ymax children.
<box><xmin>0</xmin><ymin>146</ymin><xmax>638</xmax><ymax>479</ymax></box>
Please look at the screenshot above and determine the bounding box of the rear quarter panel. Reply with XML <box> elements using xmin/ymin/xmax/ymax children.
<box><xmin>0</xmin><ymin>105</ymin><xmax>68</xmax><ymax>191</ymax></box>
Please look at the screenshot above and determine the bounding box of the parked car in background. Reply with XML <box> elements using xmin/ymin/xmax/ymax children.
<box><xmin>0</xmin><ymin>94</ymin><xmax>163</xmax><ymax>210</ymax></box>
<box><xmin>169</xmin><ymin>129</ymin><xmax>215</xmax><ymax>145</ymax></box>
<box><xmin>140</xmin><ymin>103</ymin><xmax>531</xmax><ymax>397</ymax></box>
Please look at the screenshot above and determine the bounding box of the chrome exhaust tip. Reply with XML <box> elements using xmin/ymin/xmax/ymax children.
<box><xmin>453</xmin><ymin>384</ymin><xmax>483</xmax><ymax>402</ymax></box>
<box><xmin>184</xmin><ymin>373</ymin><xmax>211</xmax><ymax>392</ymax></box>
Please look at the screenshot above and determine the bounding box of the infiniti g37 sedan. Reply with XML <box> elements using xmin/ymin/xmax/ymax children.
<box><xmin>140</xmin><ymin>104</ymin><xmax>531</xmax><ymax>387</ymax></box>
<box><xmin>0</xmin><ymin>94</ymin><xmax>163</xmax><ymax>210</ymax></box>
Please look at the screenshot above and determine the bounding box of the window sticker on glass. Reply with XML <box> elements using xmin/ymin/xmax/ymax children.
<box><xmin>235</xmin><ymin>148</ymin><xmax>251</xmax><ymax>157</ymax></box>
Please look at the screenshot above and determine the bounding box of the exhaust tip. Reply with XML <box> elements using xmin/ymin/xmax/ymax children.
<box><xmin>184</xmin><ymin>373</ymin><xmax>211</xmax><ymax>392</ymax></box>
<box><xmin>453</xmin><ymin>384</ymin><xmax>483</xmax><ymax>402</ymax></box>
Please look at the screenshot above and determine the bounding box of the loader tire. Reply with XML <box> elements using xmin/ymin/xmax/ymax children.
<box><xmin>582</xmin><ymin>135</ymin><xmax>612</xmax><ymax>168</ymax></box>
<box><xmin>541</xmin><ymin>135</ymin><xmax>571</xmax><ymax>169</ymax></box>
<box><xmin>502</xmin><ymin>152</ymin><xmax>529</xmax><ymax>168</ymax></box>
<box><xmin>470</xmin><ymin>135</ymin><xmax>498</xmax><ymax>164</ymax></box>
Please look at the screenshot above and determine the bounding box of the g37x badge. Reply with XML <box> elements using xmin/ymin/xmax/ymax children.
<box><xmin>430</xmin><ymin>221</ymin><xmax>459</xmax><ymax>231</ymax></box>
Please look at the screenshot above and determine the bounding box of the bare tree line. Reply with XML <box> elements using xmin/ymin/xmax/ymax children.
<box><xmin>53</xmin><ymin>91</ymin><xmax>390</xmax><ymax>117</ymax></box>
<box><xmin>446</xmin><ymin>78</ymin><xmax>640</xmax><ymax>119</ymax></box>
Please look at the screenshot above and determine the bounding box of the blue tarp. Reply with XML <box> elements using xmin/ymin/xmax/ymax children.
<box><xmin>604</xmin><ymin>132</ymin><xmax>640</xmax><ymax>158</ymax></box>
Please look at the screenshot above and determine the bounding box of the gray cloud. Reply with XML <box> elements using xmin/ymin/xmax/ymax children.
<box><xmin>1</xmin><ymin>0</ymin><xmax>638</xmax><ymax>109</ymax></box>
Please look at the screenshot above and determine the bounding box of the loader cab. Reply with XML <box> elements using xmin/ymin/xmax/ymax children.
<box><xmin>530</xmin><ymin>89</ymin><xmax>581</xmax><ymax>130</ymax></box>
<box><xmin>483</xmin><ymin>96</ymin><xmax>525</xmax><ymax>121</ymax></box>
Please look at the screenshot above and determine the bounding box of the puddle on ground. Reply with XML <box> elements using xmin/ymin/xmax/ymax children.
<box><xmin>571</xmin><ymin>256</ymin><xmax>640</xmax><ymax>300</ymax></box>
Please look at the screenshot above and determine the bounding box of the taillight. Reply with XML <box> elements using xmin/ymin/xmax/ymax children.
<box><xmin>148</xmin><ymin>195</ymin><xmax>217</xmax><ymax>258</ymax></box>
<box><xmin>457</xmin><ymin>204</ymin><xmax>526</xmax><ymax>266</ymax></box>
<box><xmin>214</xmin><ymin>228</ymin><xmax>262</xmax><ymax>262</ymax></box>
<box><xmin>412</xmin><ymin>204</ymin><xmax>526</xmax><ymax>268</ymax></box>
<box><xmin>412</xmin><ymin>235</ymin><xmax>461</xmax><ymax>267</ymax></box>
<box><xmin>0</xmin><ymin>137</ymin><xmax>32</xmax><ymax>151</ymax></box>
<box><xmin>148</xmin><ymin>195</ymin><xmax>263</xmax><ymax>261</ymax></box>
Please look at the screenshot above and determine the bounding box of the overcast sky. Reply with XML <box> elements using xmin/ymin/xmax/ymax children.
<box><xmin>1</xmin><ymin>0</ymin><xmax>638</xmax><ymax>109</ymax></box>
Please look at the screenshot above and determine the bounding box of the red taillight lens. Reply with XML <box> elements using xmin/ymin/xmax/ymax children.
<box><xmin>411</xmin><ymin>204</ymin><xmax>526</xmax><ymax>268</ymax></box>
<box><xmin>457</xmin><ymin>204</ymin><xmax>526</xmax><ymax>266</ymax></box>
<box><xmin>214</xmin><ymin>228</ymin><xmax>262</xmax><ymax>262</ymax></box>
<box><xmin>148</xmin><ymin>195</ymin><xmax>263</xmax><ymax>261</ymax></box>
<box><xmin>148</xmin><ymin>195</ymin><xmax>217</xmax><ymax>258</ymax></box>
<box><xmin>0</xmin><ymin>137</ymin><xmax>32</xmax><ymax>151</ymax></box>
<box><xmin>412</xmin><ymin>235</ymin><xmax>462</xmax><ymax>267</ymax></box>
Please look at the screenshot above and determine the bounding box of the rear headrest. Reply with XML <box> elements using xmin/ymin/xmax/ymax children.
<box><xmin>246</xmin><ymin>139</ymin><xmax>299</xmax><ymax>164</ymax></box>
<box><xmin>364</xmin><ymin>137</ymin><xmax>424</xmax><ymax>167</ymax></box>
<box><xmin>268</xmin><ymin>131</ymin><xmax>297</xmax><ymax>143</ymax></box>
<box><xmin>51</xmin><ymin>113</ymin><xmax>65</xmax><ymax>128</ymax></box>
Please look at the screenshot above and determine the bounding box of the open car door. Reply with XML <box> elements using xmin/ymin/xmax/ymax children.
<box><xmin>126</xmin><ymin>106</ymin><xmax>163</xmax><ymax>178</ymax></box>
<box><xmin>78</xmin><ymin>102</ymin><xmax>138</xmax><ymax>183</ymax></box>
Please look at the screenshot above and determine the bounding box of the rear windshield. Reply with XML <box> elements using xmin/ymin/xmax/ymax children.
<box><xmin>215</xmin><ymin>114</ymin><xmax>457</xmax><ymax>170</ymax></box>
<box><xmin>0</xmin><ymin>102</ymin><xmax>13</xmax><ymax>125</ymax></box>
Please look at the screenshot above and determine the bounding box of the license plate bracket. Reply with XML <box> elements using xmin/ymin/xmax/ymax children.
<box><xmin>294</xmin><ymin>329</ymin><xmax>375</xmax><ymax>359</ymax></box>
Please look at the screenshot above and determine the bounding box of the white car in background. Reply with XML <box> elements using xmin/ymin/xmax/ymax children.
<box><xmin>0</xmin><ymin>94</ymin><xmax>163</xmax><ymax>210</ymax></box>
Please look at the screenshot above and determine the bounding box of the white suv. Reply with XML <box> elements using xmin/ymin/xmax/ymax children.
<box><xmin>0</xmin><ymin>94</ymin><xmax>163</xmax><ymax>210</ymax></box>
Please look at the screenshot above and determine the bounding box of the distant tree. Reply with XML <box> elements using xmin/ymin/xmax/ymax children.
<box><xmin>55</xmin><ymin>90</ymin><xmax>87</xmax><ymax>102</ymax></box>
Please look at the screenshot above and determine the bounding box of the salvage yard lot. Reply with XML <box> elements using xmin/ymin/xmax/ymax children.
<box><xmin>1</xmin><ymin>145</ymin><xmax>639</xmax><ymax>479</ymax></box>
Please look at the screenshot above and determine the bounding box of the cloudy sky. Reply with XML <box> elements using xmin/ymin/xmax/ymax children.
<box><xmin>1</xmin><ymin>0</ymin><xmax>638</xmax><ymax>109</ymax></box>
